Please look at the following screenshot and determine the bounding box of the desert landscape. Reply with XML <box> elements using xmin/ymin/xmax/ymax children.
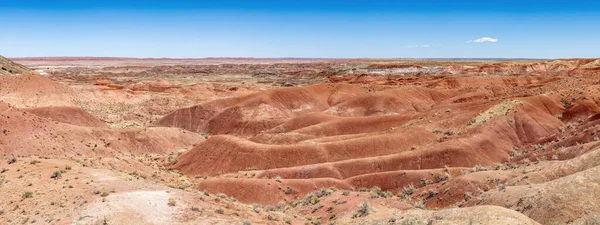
<box><xmin>1</xmin><ymin>55</ymin><xmax>600</xmax><ymax>224</ymax></box>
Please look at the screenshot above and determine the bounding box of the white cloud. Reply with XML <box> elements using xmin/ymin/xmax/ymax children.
<box><xmin>466</xmin><ymin>37</ymin><xmax>498</xmax><ymax>43</ymax></box>
<box><xmin>404</xmin><ymin>45</ymin><xmax>430</xmax><ymax>48</ymax></box>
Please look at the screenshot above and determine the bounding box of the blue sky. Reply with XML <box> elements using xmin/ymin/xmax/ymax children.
<box><xmin>1</xmin><ymin>0</ymin><xmax>599</xmax><ymax>58</ymax></box>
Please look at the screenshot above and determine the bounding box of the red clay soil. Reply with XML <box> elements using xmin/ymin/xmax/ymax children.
<box><xmin>0</xmin><ymin>73</ymin><xmax>77</xmax><ymax>107</ymax></box>
<box><xmin>0</xmin><ymin>101</ymin><xmax>202</xmax><ymax>157</ymax></box>
<box><xmin>24</xmin><ymin>106</ymin><xmax>107</xmax><ymax>127</ymax></box>
<box><xmin>155</xmin><ymin>84</ymin><xmax>369</xmax><ymax>137</ymax></box>
<box><xmin>157</xmin><ymin>59</ymin><xmax>600</xmax><ymax>210</ymax></box>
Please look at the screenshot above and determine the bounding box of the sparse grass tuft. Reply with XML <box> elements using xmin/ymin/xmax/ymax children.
<box><xmin>22</xmin><ymin>191</ymin><xmax>33</xmax><ymax>199</ymax></box>
<box><xmin>168</xmin><ymin>198</ymin><xmax>177</xmax><ymax>206</ymax></box>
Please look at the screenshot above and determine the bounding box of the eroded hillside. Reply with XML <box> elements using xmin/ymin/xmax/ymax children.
<box><xmin>2</xmin><ymin>56</ymin><xmax>600</xmax><ymax>224</ymax></box>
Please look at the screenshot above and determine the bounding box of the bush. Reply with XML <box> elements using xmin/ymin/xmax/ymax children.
<box><xmin>168</xmin><ymin>198</ymin><xmax>177</xmax><ymax>206</ymax></box>
<box><xmin>252</xmin><ymin>204</ymin><xmax>262</xmax><ymax>213</ymax></box>
<box><xmin>370</xmin><ymin>186</ymin><xmax>393</xmax><ymax>198</ymax></box>
<box><xmin>22</xmin><ymin>191</ymin><xmax>33</xmax><ymax>199</ymax></box>
<box><xmin>50</xmin><ymin>170</ymin><xmax>62</xmax><ymax>180</ymax></box>
<box><xmin>314</xmin><ymin>188</ymin><xmax>332</xmax><ymax>197</ymax></box>
<box><xmin>284</xmin><ymin>187</ymin><xmax>295</xmax><ymax>194</ymax></box>
<box><xmin>464</xmin><ymin>192</ymin><xmax>472</xmax><ymax>201</ymax></box>
<box><xmin>427</xmin><ymin>188</ymin><xmax>438</xmax><ymax>198</ymax></box>
<box><xmin>7</xmin><ymin>157</ymin><xmax>17</xmax><ymax>164</ymax></box>
<box><xmin>352</xmin><ymin>201</ymin><xmax>371</xmax><ymax>218</ymax></box>
<box><xmin>215</xmin><ymin>208</ymin><xmax>224</xmax><ymax>214</ymax></box>
<box><xmin>100</xmin><ymin>189</ymin><xmax>110</xmax><ymax>197</ymax></box>
<box><xmin>398</xmin><ymin>184</ymin><xmax>416</xmax><ymax>198</ymax></box>
<box><xmin>216</xmin><ymin>193</ymin><xmax>227</xmax><ymax>199</ymax></box>
<box><xmin>311</xmin><ymin>196</ymin><xmax>320</xmax><ymax>205</ymax></box>
<box><xmin>497</xmin><ymin>184</ymin><xmax>506</xmax><ymax>190</ymax></box>
<box><xmin>413</xmin><ymin>199</ymin><xmax>425</xmax><ymax>209</ymax></box>
<box><xmin>444</xmin><ymin>130</ymin><xmax>454</xmax><ymax>136</ymax></box>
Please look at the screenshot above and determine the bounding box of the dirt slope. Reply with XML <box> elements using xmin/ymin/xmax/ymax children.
<box><xmin>25</xmin><ymin>106</ymin><xmax>107</xmax><ymax>127</ymax></box>
<box><xmin>0</xmin><ymin>55</ymin><xmax>33</xmax><ymax>76</ymax></box>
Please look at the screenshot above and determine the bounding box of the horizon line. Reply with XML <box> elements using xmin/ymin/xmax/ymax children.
<box><xmin>10</xmin><ymin>56</ymin><xmax>561</xmax><ymax>61</ymax></box>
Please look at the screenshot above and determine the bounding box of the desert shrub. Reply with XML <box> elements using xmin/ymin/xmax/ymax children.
<box><xmin>464</xmin><ymin>192</ymin><xmax>472</xmax><ymax>201</ymax></box>
<box><xmin>352</xmin><ymin>201</ymin><xmax>371</xmax><ymax>218</ymax></box>
<box><xmin>420</xmin><ymin>178</ymin><xmax>432</xmax><ymax>187</ymax></box>
<box><xmin>95</xmin><ymin>188</ymin><xmax>111</xmax><ymax>197</ymax></box>
<box><xmin>444</xmin><ymin>130</ymin><xmax>454</xmax><ymax>136</ymax></box>
<box><xmin>370</xmin><ymin>186</ymin><xmax>393</xmax><ymax>198</ymax></box>
<box><xmin>427</xmin><ymin>188</ymin><xmax>438</xmax><ymax>198</ymax></box>
<box><xmin>22</xmin><ymin>191</ymin><xmax>33</xmax><ymax>199</ymax></box>
<box><xmin>252</xmin><ymin>204</ymin><xmax>262</xmax><ymax>213</ymax></box>
<box><xmin>29</xmin><ymin>160</ymin><xmax>40</xmax><ymax>165</ymax></box>
<box><xmin>264</xmin><ymin>205</ymin><xmax>276</xmax><ymax>212</ymax></box>
<box><xmin>311</xmin><ymin>196</ymin><xmax>320</xmax><ymax>205</ymax></box>
<box><xmin>168</xmin><ymin>198</ymin><xmax>176</xmax><ymax>206</ymax></box>
<box><xmin>467</xmin><ymin>119</ymin><xmax>477</xmax><ymax>125</ymax></box>
<box><xmin>245</xmin><ymin>166</ymin><xmax>257</xmax><ymax>171</ymax></box>
<box><xmin>497</xmin><ymin>184</ymin><xmax>506</xmax><ymax>190</ymax></box>
<box><xmin>398</xmin><ymin>184</ymin><xmax>416</xmax><ymax>198</ymax></box>
<box><xmin>413</xmin><ymin>199</ymin><xmax>425</xmax><ymax>209</ymax></box>
<box><xmin>434</xmin><ymin>173</ymin><xmax>451</xmax><ymax>183</ymax></box>
<box><xmin>284</xmin><ymin>187</ymin><xmax>295</xmax><ymax>194</ymax></box>
<box><xmin>314</xmin><ymin>188</ymin><xmax>332</xmax><ymax>197</ymax></box>
<box><xmin>216</xmin><ymin>193</ymin><xmax>227</xmax><ymax>199</ymax></box>
<box><xmin>7</xmin><ymin>157</ymin><xmax>16</xmax><ymax>164</ymax></box>
<box><xmin>215</xmin><ymin>208</ymin><xmax>224</xmax><ymax>214</ymax></box>
<box><xmin>50</xmin><ymin>170</ymin><xmax>62</xmax><ymax>179</ymax></box>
